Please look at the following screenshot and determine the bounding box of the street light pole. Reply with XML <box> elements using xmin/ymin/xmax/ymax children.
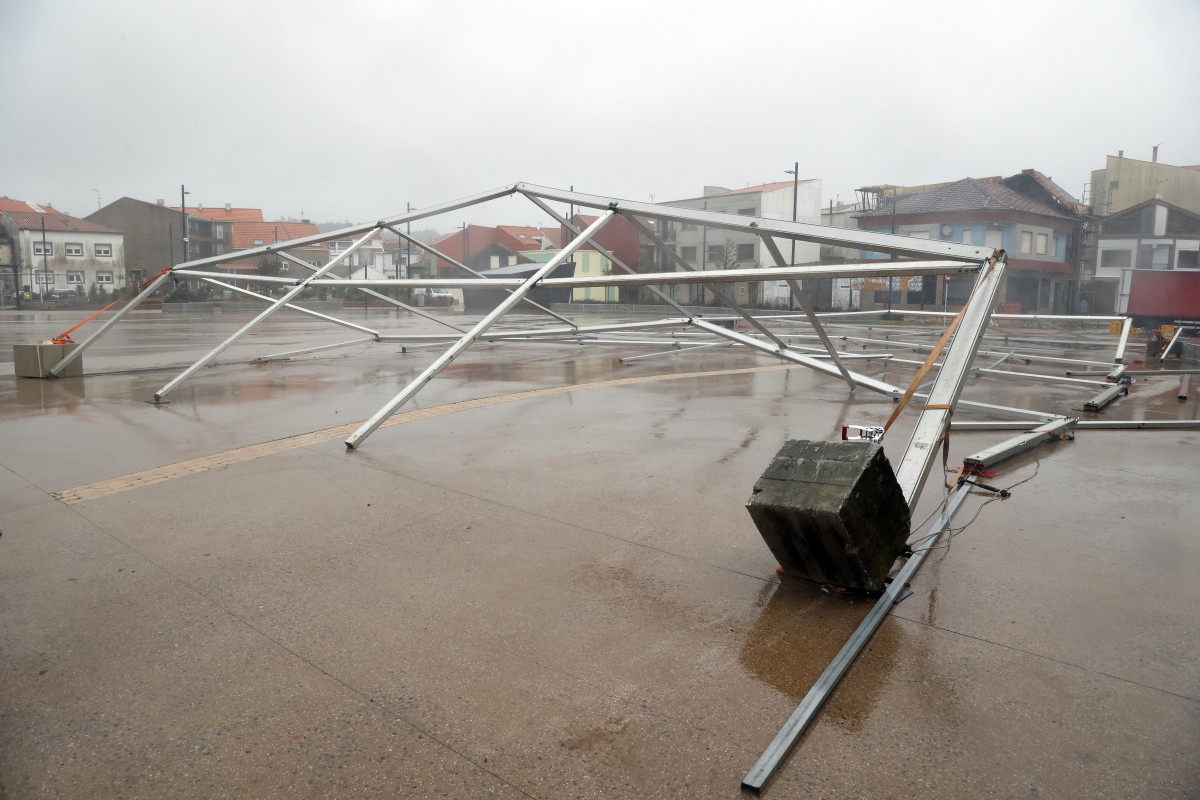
<box><xmin>180</xmin><ymin>185</ymin><xmax>190</xmax><ymax>264</ymax></box>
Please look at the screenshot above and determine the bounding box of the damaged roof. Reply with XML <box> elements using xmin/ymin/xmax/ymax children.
<box><xmin>854</xmin><ymin>177</ymin><xmax>1075</xmax><ymax>220</ymax></box>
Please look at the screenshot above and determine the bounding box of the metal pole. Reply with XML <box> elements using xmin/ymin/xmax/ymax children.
<box><xmin>180</xmin><ymin>185</ymin><xmax>189</xmax><ymax>264</ymax></box>
<box><xmin>153</xmin><ymin>226</ymin><xmax>381</xmax><ymax>402</ymax></box>
<box><xmin>1113</xmin><ymin>317</ymin><xmax>1133</xmax><ymax>363</ymax></box>
<box><xmin>892</xmin><ymin>254</ymin><xmax>1008</xmax><ymax>506</ymax></box>
<box><xmin>759</xmin><ymin>234</ymin><xmax>855</xmax><ymax>391</ymax></box>
<box><xmin>788</xmin><ymin>162</ymin><xmax>798</xmax><ymax>311</ymax></box>
<box><xmin>49</xmin><ymin>270</ymin><xmax>173</xmax><ymax>376</ymax></box>
<box><xmin>198</xmin><ymin>277</ymin><xmax>380</xmax><ymax>337</ymax></box>
<box><xmin>344</xmin><ymin>212</ymin><xmax>617</xmax><ymax>450</ymax></box>
<box><xmin>40</xmin><ymin>216</ymin><xmax>48</xmax><ymax>302</ymax></box>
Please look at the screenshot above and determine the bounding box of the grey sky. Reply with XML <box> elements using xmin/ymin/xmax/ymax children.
<box><xmin>2</xmin><ymin>0</ymin><xmax>1196</xmax><ymax>230</ymax></box>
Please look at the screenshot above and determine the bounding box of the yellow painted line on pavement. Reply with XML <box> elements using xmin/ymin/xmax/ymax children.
<box><xmin>53</xmin><ymin>364</ymin><xmax>804</xmax><ymax>505</ymax></box>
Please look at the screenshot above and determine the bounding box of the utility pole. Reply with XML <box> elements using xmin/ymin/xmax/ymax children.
<box><xmin>180</xmin><ymin>185</ymin><xmax>190</xmax><ymax>264</ymax></box>
<box><xmin>784</xmin><ymin>162</ymin><xmax>799</xmax><ymax>311</ymax></box>
<box><xmin>40</xmin><ymin>216</ymin><xmax>49</xmax><ymax>302</ymax></box>
<box><xmin>888</xmin><ymin>186</ymin><xmax>898</xmax><ymax>315</ymax></box>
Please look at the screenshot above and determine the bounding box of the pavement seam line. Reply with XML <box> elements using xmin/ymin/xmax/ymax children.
<box><xmin>889</xmin><ymin>613</ymin><xmax>1200</xmax><ymax>704</ymax></box>
<box><xmin>52</xmin><ymin>363</ymin><xmax>804</xmax><ymax>505</ymax></box>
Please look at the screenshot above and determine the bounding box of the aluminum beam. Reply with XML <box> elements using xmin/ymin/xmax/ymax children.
<box><xmin>1113</xmin><ymin>317</ymin><xmax>1133</xmax><ymax>363</ymax></box>
<box><xmin>309</xmin><ymin>260</ymin><xmax>977</xmax><ymax>290</ymax></box>
<box><xmin>892</xmin><ymin>255</ymin><xmax>1007</xmax><ymax>507</ymax></box>
<box><xmin>758</xmin><ymin>234</ymin><xmax>855</xmax><ymax>390</ymax></box>
<box><xmin>516</xmin><ymin>183</ymin><xmax>992</xmax><ymax>262</ymax></box>
<box><xmin>258</xmin><ymin>337</ymin><xmax>377</xmax><ymax>361</ymax></box>
<box><xmin>344</xmin><ymin>212</ymin><xmax>616</xmax><ymax>449</ymax></box>
<box><xmin>154</xmin><ymin>226</ymin><xmax>380</xmax><ymax>402</ymax></box>
<box><xmin>198</xmin><ymin>277</ymin><xmax>380</xmax><ymax>338</ymax></box>
<box><xmin>689</xmin><ymin>318</ymin><xmax>902</xmax><ymax>396</ymax></box>
<box><xmin>1084</xmin><ymin>383</ymin><xmax>1126</xmax><ymax>412</ymax></box>
<box><xmin>48</xmin><ymin>270</ymin><xmax>173</xmax><ymax>376</ymax></box>
<box><xmin>963</xmin><ymin>417</ymin><xmax>1076</xmax><ymax>470</ymax></box>
<box><xmin>169</xmin><ymin>184</ymin><xmax>520</xmax><ymax>274</ymax></box>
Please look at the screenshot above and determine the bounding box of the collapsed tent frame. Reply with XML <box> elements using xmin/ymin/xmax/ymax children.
<box><xmin>36</xmin><ymin>182</ymin><xmax>1183</xmax><ymax>793</ymax></box>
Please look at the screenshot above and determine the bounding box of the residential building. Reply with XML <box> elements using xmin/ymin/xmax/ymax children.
<box><xmin>88</xmin><ymin>198</ymin><xmax>234</xmax><ymax>275</ymax></box>
<box><xmin>223</xmin><ymin>220</ymin><xmax>325</xmax><ymax>275</ymax></box>
<box><xmin>1087</xmin><ymin>153</ymin><xmax>1200</xmax><ymax>218</ymax></box>
<box><xmin>1090</xmin><ymin>198</ymin><xmax>1200</xmax><ymax>314</ymax></box>
<box><xmin>1</xmin><ymin>209</ymin><xmax>126</xmax><ymax>293</ymax></box>
<box><xmin>854</xmin><ymin>176</ymin><xmax>1082</xmax><ymax>313</ymax></box>
<box><xmin>653</xmin><ymin>180</ymin><xmax>821</xmax><ymax>307</ymax></box>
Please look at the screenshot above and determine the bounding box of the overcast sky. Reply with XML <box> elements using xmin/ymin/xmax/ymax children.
<box><xmin>2</xmin><ymin>0</ymin><xmax>1197</xmax><ymax>231</ymax></box>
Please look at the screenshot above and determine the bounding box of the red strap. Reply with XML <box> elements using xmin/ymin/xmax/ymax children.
<box><xmin>52</xmin><ymin>268</ymin><xmax>170</xmax><ymax>344</ymax></box>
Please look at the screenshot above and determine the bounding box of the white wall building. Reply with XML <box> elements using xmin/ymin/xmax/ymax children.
<box><xmin>0</xmin><ymin>209</ymin><xmax>125</xmax><ymax>296</ymax></box>
<box><xmin>656</xmin><ymin>180</ymin><xmax>821</xmax><ymax>307</ymax></box>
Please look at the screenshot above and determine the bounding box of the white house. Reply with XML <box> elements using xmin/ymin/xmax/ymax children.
<box><xmin>0</xmin><ymin>209</ymin><xmax>126</xmax><ymax>295</ymax></box>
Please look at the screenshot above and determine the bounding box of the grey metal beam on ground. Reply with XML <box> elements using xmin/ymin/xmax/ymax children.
<box><xmin>963</xmin><ymin>418</ymin><xmax>1076</xmax><ymax>470</ymax></box>
<box><xmin>742</xmin><ymin>482</ymin><xmax>975</xmax><ymax>793</ymax></box>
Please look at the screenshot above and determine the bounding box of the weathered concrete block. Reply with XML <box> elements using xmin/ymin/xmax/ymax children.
<box><xmin>746</xmin><ymin>440</ymin><xmax>910</xmax><ymax>593</ymax></box>
<box><xmin>13</xmin><ymin>342</ymin><xmax>82</xmax><ymax>379</ymax></box>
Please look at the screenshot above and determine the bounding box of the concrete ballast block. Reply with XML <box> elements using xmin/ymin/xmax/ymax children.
<box><xmin>13</xmin><ymin>341</ymin><xmax>82</xmax><ymax>378</ymax></box>
<box><xmin>746</xmin><ymin>440</ymin><xmax>911</xmax><ymax>592</ymax></box>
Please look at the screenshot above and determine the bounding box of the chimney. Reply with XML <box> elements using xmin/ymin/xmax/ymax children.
<box><xmin>1118</xmin><ymin>150</ymin><xmax>1124</xmax><ymax>158</ymax></box>
<box><xmin>156</xmin><ymin>199</ymin><xmax>165</xmax><ymax>205</ymax></box>
<box><xmin>197</xmin><ymin>203</ymin><xmax>203</xmax><ymax>211</ymax></box>
<box><xmin>225</xmin><ymin>202</ymin><xmax>232</xmax><ymax>211</ymax></box>
<box><xmin>1152</xmin><ymin>145</ymin><xmax>1159</xmax><ymax>163</ymax></box>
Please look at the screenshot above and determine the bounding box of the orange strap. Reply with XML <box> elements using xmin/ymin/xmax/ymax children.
<box><xmin>882</xmin><ymin>252</ymin><xmax>1001</xmax><ymax>433</ymax></box>
<box><xmin>52</xmin><ymin>268</ymin><xmax>171</xmax><ymax>344</ymax></box>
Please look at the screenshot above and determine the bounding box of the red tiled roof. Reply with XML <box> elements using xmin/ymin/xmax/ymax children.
<box><xmin>495</xmin><ymin>225</ymin><xmax>548</xmax><ymax>250</ymax></box>
<box><xmin>168</xmin><ymin>205</ymin><xmax>264</xmax><ymax>222</ymax></box>
<box><xmin>231</xmin><ymin>220</ymin><xmax>323</xmax><ymax>250</ymax></box>
<box><xmin>3</xmin><ymin>210</ymin><xmax>120</xmax><ymax>234</ymax></box>
<box><xmin>0</xmin><ymin>197</ymin><xmax>58</xmax><ymax>213</ymax></box>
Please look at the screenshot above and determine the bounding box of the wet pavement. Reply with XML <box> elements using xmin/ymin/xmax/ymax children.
<box><xmin>1</xmin><ymin>307</ymin><xmax>1197</xmax><ymax>798</ymax></box>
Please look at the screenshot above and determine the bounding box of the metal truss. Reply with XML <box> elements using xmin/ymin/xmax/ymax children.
<box><xmin>39</xmin><ymin>182</ymin><xmax>1174</xmax><ymax>794</ymax></box>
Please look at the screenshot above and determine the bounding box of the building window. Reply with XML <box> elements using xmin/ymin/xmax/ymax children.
<box><xmin>96</xmin><ymin>271</ymin><xmax>114</xmax><ymax>284</ymax></box>
<box><xmin>215</xmin><ymin>244</ymin><xmax>224</xmax><ymax>255</ymax></box>
<box><xmin>680</xmin><ymin>246</ymin><xmax>697</xmax><ymax>262</ymax></box>
<box><xmin>1036</xmin><ymin>233</ymin><xmax>1048</xmax><ymax>255</ymax></box>
<box><xmin>961</xmin><ymin>230</ymin><xmax>973</xmax><ymax>245</ymax></box>
<box><xmin>94</xmin><ymin>243</ymin><xmax>112</xmax><ymax>257</ymax></box>
<box><xmin>736</xmin><ymin>243</ymin><xmax>754</xmax><ymax>261</ymax></box>
<box><xmin>216</xmin><ymin>226</ymin><xmax>224</xmax><ymax>239</ymax></box>
<box><xmin>984</xmin><ymin>229</ymin><xmax>1003</xmax><ymax>249</ymax></box>
<box><xmin>66</xmin><ymin>271</ymin><xmax>84</xmax><ymax>285</ymax></box>
<box><xmin>737</xmin><ymin>208</ymin><xmax>755</xmax><ymax>216</ymax></box>
<box><xmin>33</xmin><ymin>242</ymin><xmax>53</xmax><ymax>256</ymax></box>
<box><xmin>127</xmin><ymin>269</ymin><xmax>144</xmax><ymax>285</ymax></box>
<box><xmin>1019</xmin><ymin>231</ymin><xmax>1032</xmax><ymax>254</ymax></box>
<box><xmin>1100</xmin><ymin>249</ymin><xmax>1132</xmax><ymax>270</ymax></box>
<box><xmin>253</xmin><ymin>239</ymin><xmax>264</xmax><ymax>246</ymax></box>
<box><xmin>35</xmin><ymin>271</ymin><xmax>56</xmax><ymax>284</ymax></box>
<box><xmin>65</xmin><ymin>243</ymin><xmax>83</xmax><ymax>256</ymax></box>
<box><xmin>681</xmin><ymin>222</ymin><xmax>698</xmax><ymax>231</ymax></box>
<box><xmin>1178</xmin><ymin>250</ymin><xmax>1199</xmax><ymax>270</ymax></box>
<box><xmin>1137</xmin><ymin>243</ymin><xmax>1171</xmax><ymax>270</ymax></box>
<box><xmin>707</xmin><ymin>245</ymin><xmax>725</xmax><ymax>263</ymax></box>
